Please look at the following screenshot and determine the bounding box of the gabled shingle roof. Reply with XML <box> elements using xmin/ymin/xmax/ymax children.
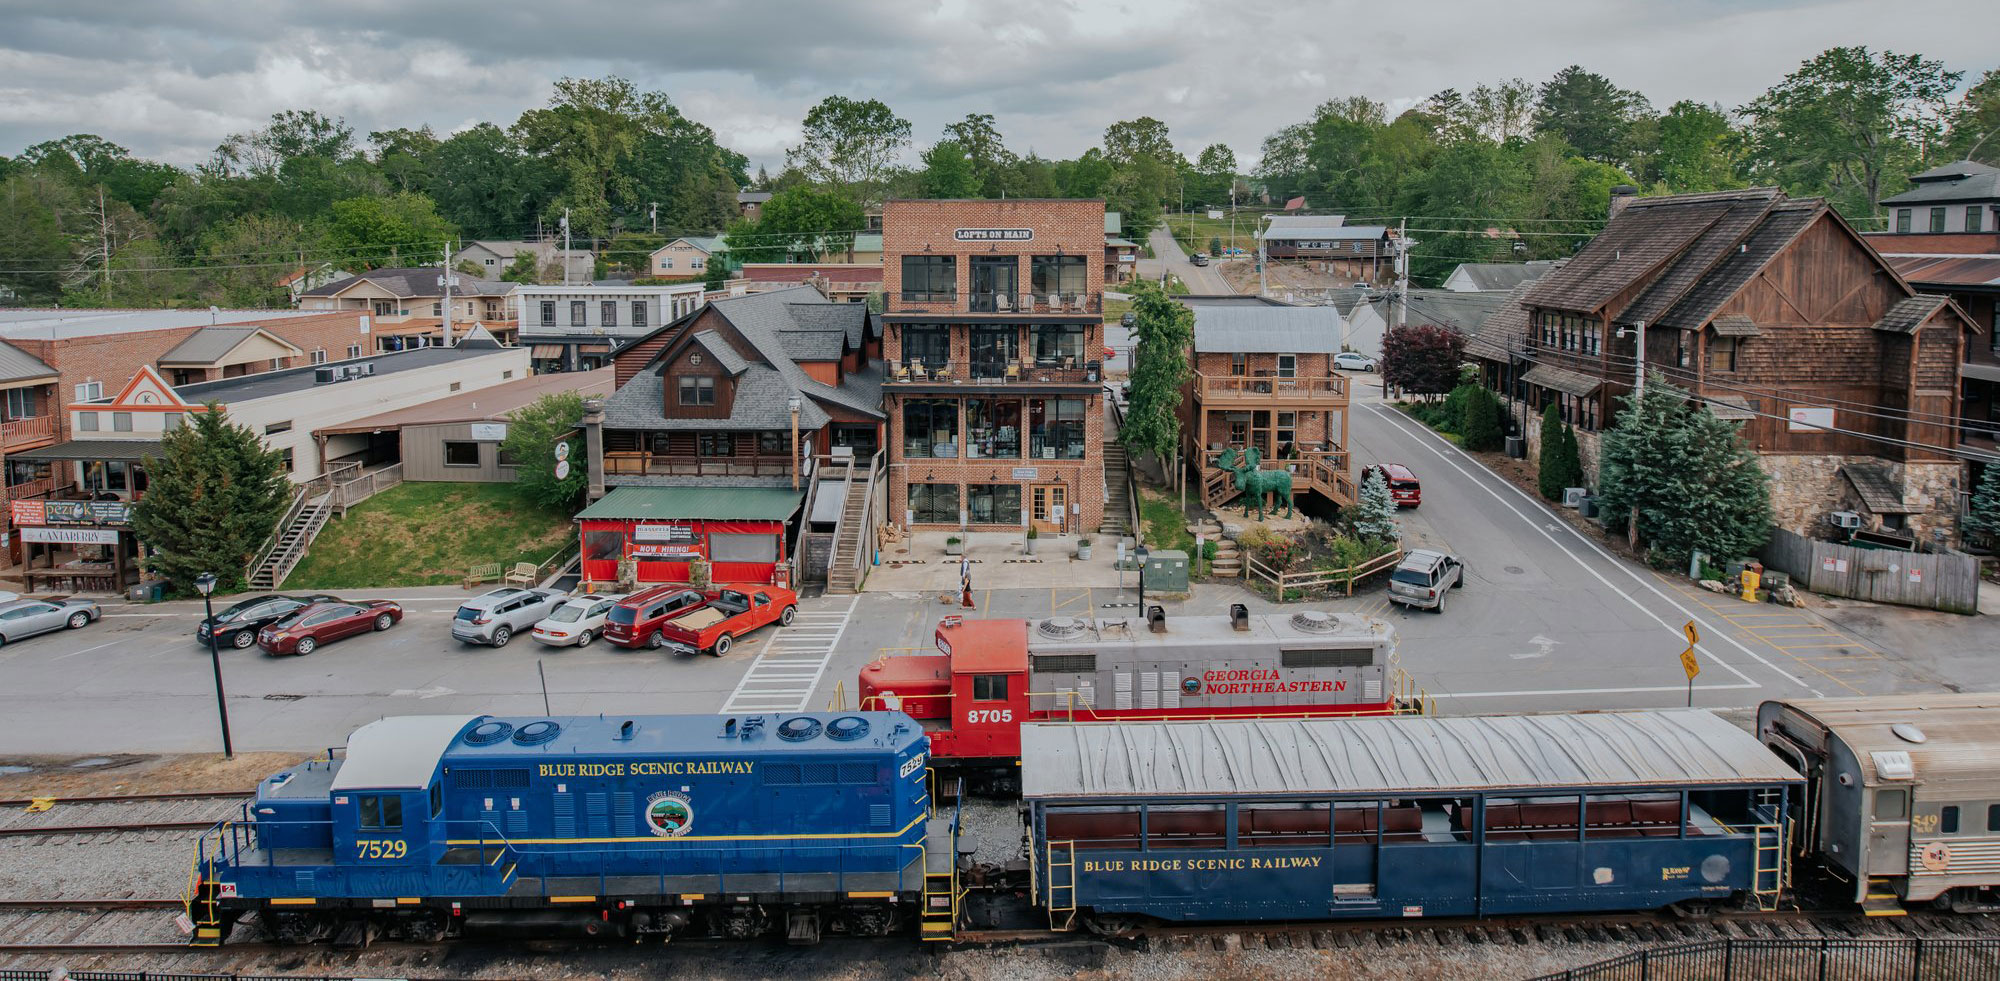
<box><xmin>1462</xmin><ymin>282</ymin><xmax>1535</xmax><ymax>362</ymax></box>
<box><xmin>1523</xmin><ymin>188</ymin><xmax>1784</xmax><ymax>315</ymax></box>
<box><xmin>1881</xmin><ymin>160</ymin><xmax>2000</xmax><ymax>206</ymax></box>
<box><xmin>1841</xmin><ymin>464</ymin><xmax>1918</xmax><ymax>513</ymax></box>
<box><xmin>157</xmin><ymin>326</ymin><xmax>301</xmax><ymax>366</ymax></box>
<box><xmin>1650</xmin><ymin>199</ymin><xmax>1821</xmax><ymax>330</ymax></box>
<box><xmin>1872</xmin><ymin>294</ymin><xmax>1952</xmax><ymax>335</ymax></box>
<box><xmin>1447</xmin><ymin>262</ymin><xmax>1560</xmax><ymax>292</ymax></box>
<box><xmin>0</xmin><ymin>339</ymin><xmax>57</xmax><ymax>385</ymax></box>
<box><xmin>691</xmin><ymin>330</ymin><xmax>749</xmax><ymax>375</ymax></box>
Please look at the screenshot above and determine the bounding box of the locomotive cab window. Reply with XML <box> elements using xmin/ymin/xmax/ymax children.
<box><xmin>358</xmin><ymin>795</ymin><xmax>403</xmax><ymax>830</ymax></box>
<box><xmin>972</xmin><ymin>674</ymin><xmax>1009</xmax><ymax>701</ymax></box>
<box><xmin>430</xmin><ymin>782</ymin><xmax>443</xmax><ymax>818</ymax></box>
<box><xmin>1875</xmin><ymin>790</ymin><xmax>1907</xmax><ymax>820</ymax></box>
<box><xmin>1940</xmin><ymin>805</ymin><xmax>1960</xmax><ymax>834</ymax></box>
<box><xmin>1988</xmin><ymin>804</ymin><xmax>2000</xmax><ymax>832</ymax></box>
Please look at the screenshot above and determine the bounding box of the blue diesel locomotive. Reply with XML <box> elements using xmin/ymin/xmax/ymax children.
<box><xmin>190</xmin><ymin>711</ymin><xmax>954</xmax><ymax>945</ymax></box>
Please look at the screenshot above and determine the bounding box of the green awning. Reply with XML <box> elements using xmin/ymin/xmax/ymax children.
<box><xmin>575</xmin><ymin>486</ymin><xmax>804</xmax><ymax>522</ymax></box>
<box><xmin>10</xmin><ymin>438</ymin><xmax>164</xmax><ymax>461</ymax></box>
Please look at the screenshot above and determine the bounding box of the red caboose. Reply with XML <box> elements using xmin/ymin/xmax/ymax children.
<box><xmin>858</xmin><ymin>605</ymin><xmax>1413</xmax><ymax>793</ymax></box>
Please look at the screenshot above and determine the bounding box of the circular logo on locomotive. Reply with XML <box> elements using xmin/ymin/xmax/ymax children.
<box><xmin>644</xmin><ymin>791</ymin><xmax>694</xmax><ymax>837</ymax></box>
<box><xmin>1181</xmin><ymin>676</ymin><xmax>1203</xmax><ymax>696</ymax></box>
<box><xmin>1921</xmin><ymin>841</ymin><xmax>1950</xmax><ymax>872</ymax></box>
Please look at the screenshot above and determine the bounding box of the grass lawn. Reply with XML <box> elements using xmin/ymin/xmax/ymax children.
<box><xmin>1139</xmin><ymin>485</ymin><xmax>1195</xmax><ymax>554</ymax></box>
<box><xmin>1102</xmin><ymin>296</ymin><xmax>1132</xmax><ymax>322</ymax></box>
<box><xmin>1168</xmin><ymin>211</ymin><xmax>1273</xmax><ymax>257</ymax></box>
<box><xmin>285</xmin><ymin>482</ymin><xmax>575</xmax><ymax>589</ymax></box>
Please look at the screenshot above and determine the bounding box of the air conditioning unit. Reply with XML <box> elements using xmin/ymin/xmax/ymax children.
<box><xmin>313</xmin><ymin>367</ymin><xmax>336</xmax><ymax>384</ymax></box>
<box><xmin>1829</xmin><ymin>510</ymin><xmax>1863</xmax><ymax>530</ymax></box>
<box><xmin>1563</xmin><ymin>487</ymin><xmax>1587</xmax><ymax>509</ymax></box>
<box><xmin>358</xmin><ymin>363</ymin><xmax>375</xmax><ymax>376</ymax></box>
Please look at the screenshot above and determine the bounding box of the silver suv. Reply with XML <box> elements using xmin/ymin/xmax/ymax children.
<box><xmin>1387</xmin><ymin>549</ymin><xmax>1464</xmax><ymax>613</ymax></box>
<box><xmin>452</xmin><ymin>587</ymin><xmax>567</xmax><ymax>647</ymax></box>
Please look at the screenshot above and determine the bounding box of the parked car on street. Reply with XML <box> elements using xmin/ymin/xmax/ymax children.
<box><xmin>532</xmin><ymin>593</ymin><xmax>626</xmax><ymax>648</ymax></box>
<box><xmin>196</xmin><ymin>593</ymin><xmax>341</xmax><ymax>650</ymax></box>
<box><xmin>1387</xmin><ymin>549</ymin><xmax>1464</xmax><ymax>613</ymax></box>
<box><xmin>1360</xmin><ymin>462</ymin><xmax>1423</xmax><ymax>508</ymax></box>
<box><xmin>1334</xmin><ymin>351</ymin><xmax>1378</xmax><ymax>372</ymax></box>
<box><xmin>0</xmin><ymin>597</ymin><xmax>100</xmax><ymax>646</ymax></box>
<box><xmin>452</xmin><ymin>587</ymin><xmax>567</xmax><ymax>648</ymax></box>
<box><xmin>1190</xmin><ymin>252</ymin><xmax>1210</xmax><ymax>266</ymax></box>
<box><xmin>602</xmin><ymin>585</ymin><xmax>709</xmax><ymax>650</ymax></box>
<box><xmin>257</xmin><ymin>600</ymin><xmax>402</xmax><ymax>655</ymax></box>
<box><xmin>658</xmin><ymin>585</ymin><xmax>799</xmax><ymax>656</ymax></box>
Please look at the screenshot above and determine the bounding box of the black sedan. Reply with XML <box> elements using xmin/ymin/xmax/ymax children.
<box><xmin>196</xmin><ymin>593</ymin><xmax>342</xmax><ymax>650</ymax></box>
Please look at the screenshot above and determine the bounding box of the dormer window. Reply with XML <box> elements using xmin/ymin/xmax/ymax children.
<box><xmin>679</xmin><ymin>377</ymin><xmax>715</xmax><ymax>405</ymax></box>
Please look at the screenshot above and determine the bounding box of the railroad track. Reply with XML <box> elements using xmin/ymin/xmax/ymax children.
<box><xmin>0</xmin><ymin>791</ymin><xmax>247</xmax><ymax>839</ymax></box>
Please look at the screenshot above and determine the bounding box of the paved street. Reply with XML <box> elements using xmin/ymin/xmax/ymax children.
<box><xmin>2</xmin><ymin>387</ymin><xmax>1994</xmax><ymax>756</ymax></box>
<box><xmin>1138</xmin><ymin>225</ymin><xmax>1234</xmax><ymax>293</ymax></box>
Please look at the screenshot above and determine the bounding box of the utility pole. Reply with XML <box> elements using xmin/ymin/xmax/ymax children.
<box><xmin>1257</xmin><ymin>214</ymin><xmax>1269</xmax><ymax>297</ymax></box>
<box><xmin>97</xmin><ymin>185</ymin><xmax>111</xmax><ymax>302</ymax></box>
<box><xmin>1396</xmin><ymin>218</ymin><xmax>1408</xmax><ymax>329</ymax></box>
<box><xmin>439</xmin><ymin>240</ymin><xmax>455</xmax><ymax>348</ymax></box>
<box><xmin>1632</xmin><ymin>319</ymin><xmax>1647</xmax><ymax>394</ymax></box>
<box><xmin>649</xmin><ymin>202</ymin><xmax>658</xmax><ymax>235</ymax></box>
<box><xmin>561</xmin><ymin>209</ymin><xmax>572</xmax><ymax>286</ymax></box>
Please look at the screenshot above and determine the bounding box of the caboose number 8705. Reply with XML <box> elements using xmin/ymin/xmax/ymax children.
<box><xmin>857</xmin><ymin>604</ymin><xmax>1416</xmax><ymax>793</ymax></box>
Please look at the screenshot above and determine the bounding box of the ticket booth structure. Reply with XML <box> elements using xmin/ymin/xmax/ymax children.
<box><xmin>576</xmin><ymin>485</ymin><xmax>803</xmax><ymax>589</ymax></box>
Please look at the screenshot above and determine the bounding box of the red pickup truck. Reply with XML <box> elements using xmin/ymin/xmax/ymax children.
<box><xmin>658</xmin><ymin>585</ymin><xmax>798</xmax><ymax>656</ymax></box>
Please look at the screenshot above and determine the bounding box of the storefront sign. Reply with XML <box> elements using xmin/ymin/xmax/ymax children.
<box><xmin>954</xmin><ymin>228</ymin><xmax>1033</xmax><ymax>242</ymax></box>
<box><xmin>470</xmin><ymin>423</ymin><xmax>508</xmax><ymax>441</ymax></box>
<box><xmin>1788</xmin><ymin>407</ymin><xmax>1834</xmax><ymax>432</ymax></box>
<box><xmin>630</xmin><ymin>542</ymin><xmax>701</xmax><ymax>558</ymax></box>
<box><xmin>8</xmin><ymin>500</ymin><xmax>131</xmax><ymax>527</ymax></box>
<box><xmin>634</xmin><ymin>523</ymin><xmax>695</xmax><ymax>543</ymax></box>
<box><xmin>20</xmin><ymin>527</ymin><xmax>120</xmax><ymax>545</ymax></box>
<box><xmin>1011</xmin><ymin>467</ymin><xmax>1039</xmax><ymax>481</ymax></box>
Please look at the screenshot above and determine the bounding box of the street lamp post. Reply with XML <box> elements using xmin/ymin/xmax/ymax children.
<box><xmin>1133</xmin><ymin>543</ymin><xmax>1150</xmax><ymax>608</ymax></box>
<box><xmin>788</xmin><ymin>395</ymin><xmax>802</xmax><ymax>491</ymax></box>
<box><xmin>194</xmin><ymin>572</ymin><xmax>233</xmax><ymax>759</ymax></box>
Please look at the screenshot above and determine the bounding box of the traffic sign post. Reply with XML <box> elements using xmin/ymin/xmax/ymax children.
<box><xmin>1680</xmin><ymin>620</ymin><xmax>1700</xmax><ymax>706</ymax></box>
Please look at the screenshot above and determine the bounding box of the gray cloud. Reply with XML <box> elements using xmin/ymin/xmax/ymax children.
<box><xmin>0</xmin><ymin>0</ymin><xmax>1994</xmax><ymax>170</ymax></box>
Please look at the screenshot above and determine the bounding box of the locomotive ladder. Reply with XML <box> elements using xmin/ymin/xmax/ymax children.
<box><xmin>920</xmin><ymin>850</ymin><xmax>956</xmax><ymax>941</ymax></box>
<box><xmin>185</xmin><ymin>836</ymin><xmax>226</xmax><ymax>947</ymax></box>
<box><xmin>1045</xmin><ymin>839</ymin><xmax>1078</xmax><ymax>931</ymax></box>
<box><xmin>1751</xmin><ymin>787</ymin><xmax>1790</xmax><ymax>911</ymax></box>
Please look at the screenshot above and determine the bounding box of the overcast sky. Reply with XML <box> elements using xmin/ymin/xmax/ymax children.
<box><xmin>2</xmin><ymin>0</ymin><xmax>1996</xmax><ymax>173</ymax></box>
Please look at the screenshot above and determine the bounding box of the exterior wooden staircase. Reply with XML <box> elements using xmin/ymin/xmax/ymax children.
<box><xmin>824</xmin><ymin>452</ymin><xmax>881</xmax><ymax>595</ymax></box>
<box><xmin>1101</xmin><ymin>440</ymin><xmax>1131</xmax><ymax>537</ymax></box>
<box><xmin>246</xmin><ymin>491</ymin><xmax>332</xmax><ymax>590</ymax></box>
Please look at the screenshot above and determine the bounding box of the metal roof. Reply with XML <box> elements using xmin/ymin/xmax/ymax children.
<box><xmin>1763</xmin><ymin>695</ymin><xmax>2000</xmax><ymax>793</ymax></box>
<box><xmin>0</xmin><ymin>340</ymin><xmax>57</xmax><ymax>385</ymax></box>
<box><xmin>157</xmin><ymin>326</ymin><xmax>302</xmax><ymax>367</ymax></box>
<box><xmin>0</xmin><ymin>308</ymin><xmax>326</xmax><ymax>340</ymax></box>
<box><xmin>574</xmin><ymin>485</ymin><xmax>804</xmax><ymax>521</ymax></box>
<box><xmin>1889</xmin><ymin>254</ymin><xmax>2000</xmax><ymax>290</ymax></box>
<box><xmin>1021</xmin><ymin>710</ymin><xmax>1801</xmax><ymax>800</ymax></box>
<box><xmin>174</xmin><ymin>344</ymin><xmax>518</xmax><ymax>405</ymax></box>
<box><xmin>315</xmin><ymin>368</ymin><xmax>613</xmax><ymax>436</ymax></box>
<box><xmin>1521</xmin><ymin>363</ymin><xmax>1603</xmax><ymax>397</ymax></box>
<box><xmin>329</xmin><ymin>715</ymin><xmax>478</xmax><ymax>791</ymax></box>
<box><xmin>1188</xmin><ymin>303</ymin><xmax>1343</xmax><ymax>354</ymax></box>
<box><xmin>9</xmin><ymin>438</ymin><xmax>164</xmax><ymax>461</ymax></box>
<box><xmin>1881</xmin><ymin>161</ymin><xmax>2000</xmax><ymax>206</ymax></box>
<box><xmin>1446</xmin><ymin>262</ymin><xmax>1560</xmax><ymax>292</ymax></box>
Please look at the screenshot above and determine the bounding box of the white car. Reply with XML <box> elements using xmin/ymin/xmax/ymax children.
<box><xmin>1335</xmin><ymin>352</ymin><xmax>1378</xmax><ymax>372</ymax></box>
<box><xmin>531</xmin><ymin>593</ymin><xmax>625</xmax><ymax>648</ymax></box>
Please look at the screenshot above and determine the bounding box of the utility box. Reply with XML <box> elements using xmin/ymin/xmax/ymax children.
<box><xmin>1141</xmin><ymin>549</ymin><xmax>1190</xmax><ymax>592</ymax></box>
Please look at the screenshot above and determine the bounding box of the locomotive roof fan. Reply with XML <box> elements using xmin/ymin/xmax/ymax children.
<box><xmin>464</xmin><ymin>720</ymin><xmax>514</xmax><ymax>745</ymax></box>
<box><xmin>778</xmin><ymin>716</ymin><xmax>824</xmax><ymax>742</ymax></box>
<box><xmin>512</xmin><ymin>720</ymin><xmax>561</xmax><ymax>746</ymax></box>
<box><xmin>826</xmin><ymin>716</ymin><xmax>872</xmax><ymax>742</ymax></box>
<box><xmin>1290</xmin><ymin>611</ymin><xmax>1338</xmax><ymax>634</ymax></box>
<box><xmin>1038</xmin><ymin>616</ymin><xmax>1089</xmax><ymax>640</ymax></box>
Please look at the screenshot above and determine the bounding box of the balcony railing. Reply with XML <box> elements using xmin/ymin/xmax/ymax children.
<box><xmin>0</xmin><ymin>415</ymin><xmax>56</xmax><ymax>450</ymax></box>
<box><xmin>4</xmin><ymin>476</ymin><xmax>69</xmax><ymax>503</ymax></box>
<box><xmin>603</xmin><ymin>453</ymin><xmax>798</xmax><ymax>478</ymax></box>
<box><xmin>888</xmin><ymin>359</ymin><xmax>1101</xmax><ymax>386</ymax></box>
<box><xmin>1195</xmin><ymin>373</ymin><xmax>1348</xmax><ymax>400</ymax></box>
<box><xmin>887</xmin><ymin>291</ymin><xmax>1101</xmax><ymax>316</ymax></box>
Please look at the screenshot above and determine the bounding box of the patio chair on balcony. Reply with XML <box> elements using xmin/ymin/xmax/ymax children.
<box><xmin>893</xmin><ymin>365</ymin><xmax>910</xmax><ymax>383</ymax></box>
<box><xmin>1005</xmin><ymin>361</ymin><xmax>1020</xmax><ymax>382</ymax></box>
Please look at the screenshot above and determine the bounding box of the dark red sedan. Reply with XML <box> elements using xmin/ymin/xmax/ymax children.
<box><xmin>257</xmin><ymin>600</ymin><xmax>402</xmax><ymax>656</ymax></box>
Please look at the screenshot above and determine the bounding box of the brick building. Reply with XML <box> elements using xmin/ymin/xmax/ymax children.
<box><xmin>879</xmin><ymin>199</ymin><xmax>1108</xmax><ymax>533</ymax></box>
<box><xmin>1468</xmin><ymin>187</ymin><xmax>1978</xmax><ymax>541</ymax></box>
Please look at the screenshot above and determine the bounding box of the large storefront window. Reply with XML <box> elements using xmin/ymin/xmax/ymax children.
<box><xmin>1033</xmin><ymin>324</ymin><xmax>1086</xmax><ymax>366</ymax></box>
<box><xmin>710</xmin><ymin>533</ymin><xmax>779</xmax><ymax>563</ymax></box>
<box><xmin>965</xmin><ymin>398</ymin><xmax>1021</xmax><ymax>459</ymax></box>
<box><xmin>966</xmin><ymin>484</ymin><xmax>1022</xmax><ymax>525</ymax></box>
<box><xmin>902</xmin><ymin>399</ymin><xmax>958</xmax><ymax>458</ymax></box>
<box><xmin>1029</xmin><ymin>399</ymin><xmax>1087</xmax><ymax>460</ymax></box>
<box><xmin>1031</xmin><ymin>255</ymin><xmax>1088</xmax><ymax>297</ymax></box>
<box><xmin>910</xmin><ymin>483</ymin><xmax>960</xmax><ymax>524</ymax></box>
<box><xmin>584</xmin><ymin>530</ymin><xmax>624</xmax><ymax>561</ymax></box>
<box><xmin>901</xmin><ymin>325</ymin><xmax>951</xmax><ymax>371</ymax></box>
<box><xmin>901</xmin><ymin>256</ymin><xmax>956</xmax><ymax>300</ymax></box>
<box><xmin>698</xmin><ymin>433</ymin><xmax>734</xmax><ymax>456</ymax></box>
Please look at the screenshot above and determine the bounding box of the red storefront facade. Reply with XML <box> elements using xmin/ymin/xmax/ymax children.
<box><xmin>574</xmin><ymin>486</ymin><xmax>803</xmax><ymax>590</ymax></box>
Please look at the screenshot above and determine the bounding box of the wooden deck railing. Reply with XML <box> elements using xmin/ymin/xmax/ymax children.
<box><xmin>1244</xmin><ymin>547</ymin><xmax>1404</xmax><ymax>600</ymax></box>
<box><xmin>1195</xmin><ymin>373</ymin><xmax>1347</xmax><ymax>400</ymax></box>
<box><xmin>0</xmin><ymin>415</ymin><xmax>57</xmax><ymax>449</ymax></box>
<box><xmin>602</xmin><ymin>453</ymin><xmax>798</xmax><ymax>478</ymax></box>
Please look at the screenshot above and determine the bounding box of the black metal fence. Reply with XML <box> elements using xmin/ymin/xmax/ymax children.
<box><xmin>1528</xmin><ymin>937</ymin><xmax>2000</xmax><ymax>980</ymax></box>
<box><xmin>0</xmin><ymin>974</ymin><xmax>361</xmax><ymax>981</ymax></box>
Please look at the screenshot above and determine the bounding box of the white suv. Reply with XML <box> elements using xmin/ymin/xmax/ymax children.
<box><xmin>451</xmin><ymin>587</ymin><xmax>567</xmax><ymax>647</ymax></box>
<box><xmin>531</xmin><ymin>594</ymin><xmax>625</xmax><ymax>648</ymax></box>
<box><xmin>1387</xmin><ymin>549</ymin><xmax>1464</xmax><ymax>612</ymax></box>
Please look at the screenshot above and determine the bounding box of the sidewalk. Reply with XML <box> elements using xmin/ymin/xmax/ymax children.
<box><xmin>863</xmin><ymin>530</ymin><xmax>1135</xmax><ymax>593</ymax></box>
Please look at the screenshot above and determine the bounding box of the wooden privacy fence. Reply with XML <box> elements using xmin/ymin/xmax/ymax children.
<box><xmin>1761</xmin><ymin>527</ymin><xmax>1980</xmax><ymax>615</ymax></box>
<box><xmin>1244</xmin><ymin>547</ymin><xmax>1404</xmax><ymax>600</ymax></box>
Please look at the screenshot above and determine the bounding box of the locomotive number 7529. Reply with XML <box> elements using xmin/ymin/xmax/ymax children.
<box><xmin>966</xmin><ymin>709</ymin><xmax>1014</xmax><ymax>724</ymax></box>
<box><xmin>356</xmin><ymin>839</ymin><xmax>408</xmax><ymax>859</ymax></box>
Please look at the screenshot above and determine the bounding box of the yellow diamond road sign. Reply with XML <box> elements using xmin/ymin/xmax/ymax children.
<box><xmin>1683</xmin><ymin>621</ymin><xmax>1700</xmax><ymax>647</ymax></box>
<box><xmin>1680</xmin><ymin>648</ymin><xmax>1700</xmax><ymax>680</ymax></box>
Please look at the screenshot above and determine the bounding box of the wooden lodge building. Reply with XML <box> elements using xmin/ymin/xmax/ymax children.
<box><xmin>1467</xmin><ymin>187</ymin><xmax>1978</xmax><ymax>541</ymax></box>
<box><xmin>1176</xmin><ymin>296</ymin><xmax>1356</xmax><ymax>514</ymax></box>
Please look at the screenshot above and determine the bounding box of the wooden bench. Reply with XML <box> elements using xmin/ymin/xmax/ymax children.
<box><xmin>503</xmin><ymin>562</ymin><xmax>539</xmax><ymax>587</ymax></box>
<box><xmin>463</xmin><ymin>563</ymin><xmax>503</xmax><ymax>588</ymax></box>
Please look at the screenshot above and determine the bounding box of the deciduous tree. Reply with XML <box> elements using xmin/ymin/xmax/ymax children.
<box><xmin>1120</xmin><ymin>282</ymin><xmax>1194</xmax><ymax>466</ymax></box>
<box><xmin>1535</xmin><ymin>66</ymin><xmax>1651</xmax><ymax>164</ymax></box>
<box><xmin>787</xmin><ymin>95</ymin><xmax>911</xmax><ymax>201</ymax></box>
<box><xmin>130</xmin><ymin>406</ymin><xmax>292</xmax><ymax>593</ymax></box>
<box><xmin>502</xmin><ymin>391</ymin><xmax>589</xmax><ymax>510</ymax></box>
<box><xmin>918</xmin><ymin>140</ymin><xmax>980</xmax><ymax>198</ymax></box>
<box><xmin>1381</xmin><ymin>323</ymin><xmax>1467</xmax><ymax>398</ymax></box>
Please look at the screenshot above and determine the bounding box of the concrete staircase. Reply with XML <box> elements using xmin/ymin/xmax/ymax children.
<box><xmin>247</xmin><ymin>492</ymin><xmax>332</xmax><ymax>590</ymax></box>
<box><xmin>1186</xmin><ymin>516</ymin><xmax>1241</xmax><ymax>579</ymax></box>
<box><xmin>1101</xmin><ymin>440</ymin><xmax>1132</xmax><ymax>537</ymax></box>
<box><xmin>826</xmin><ymin>467</ymin><xmax>870</xmax><ymax>595</ymax></box>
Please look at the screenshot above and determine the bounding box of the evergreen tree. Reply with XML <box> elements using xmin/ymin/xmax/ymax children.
<box><xmin>1537</xmin><ymin>403</ymin><xmax>1568</xmax><ymax>500</ymax></box>
<box><xmin>1559</xmin><ymin>421</ymin><xmax>1582</xmax><ymax>489</ymax></box>
<box><xmin>501</xmin><ymin>391</ymin><xmax>590</xmax><ymax>510</ymax></box>
<box><xmin>1352</xmin><ymin>468</ymin><xmax>1401</xmax><ymax>543</ymax></box>
<box><xmin>1965</xmin><ymin>464</ymin><xmax>2000</xmax><ymax>542</ymax></box>
<box><xmin>1119</xmin><ymin>282</ymin><xmax>1194</xmax><ymax>465</ymax></box>
<box><xmin>129</xmin><ymin>406</ymin><xmax>291</xmax><ymax>593</ymax></box>
<box><xmin>1460</xmin><ymin>386</ymin><xmax>1504</xmax><ymax>452</ymax></box>
<box><xmin>1596</xmin><ymin>376</ymin><xmax>1772</xmax><ymax>564</ymax></box>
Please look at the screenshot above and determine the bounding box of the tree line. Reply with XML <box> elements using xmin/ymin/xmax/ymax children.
<box><xmin>2</xmin><ymin>46</ymin><xmax>1995</xmax><ymax>306</ymax></box>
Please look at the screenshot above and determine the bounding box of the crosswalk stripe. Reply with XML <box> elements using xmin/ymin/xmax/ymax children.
<box><xmin>721</xmin><ymin>597</ymin><xmax>857</xmax><ymax>714</ymax></box>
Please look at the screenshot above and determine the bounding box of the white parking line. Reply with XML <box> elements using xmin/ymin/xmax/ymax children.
<box><xmin>1364</xmin><ymin>403</ymin><xmax>1816</xmax><ymax>697</ymax></box>
<box><xmin>721</xmin><ymin>597</ymin><xmax>858</xmax><ymax>714</ymax></box>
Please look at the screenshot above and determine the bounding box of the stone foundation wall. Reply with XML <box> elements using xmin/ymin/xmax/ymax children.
<box><xmin>1760</xmin><ymin>454</ymin><xmax>1962</xmax><ymax>541</ymax></box>
<box><xmin>1518</xmin><ymin>412</ymin><xmax>1603</xmax><ymax>490</ymax></box>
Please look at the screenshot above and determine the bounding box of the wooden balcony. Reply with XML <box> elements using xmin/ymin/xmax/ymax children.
<box><xmin>0</xmin><ymin>415</ymin><xmax>56</xmax><ymax>451</ymax></box>
<box><xmin>887</xmin><ymin>359</ymin><xmax>1101</xmax><ymax>388</ymax></box>
<box><xmin>1194</xmin><ymin>373</ymin><xmax>1348</xmax><ymax>404</ymax></box>
<box><xmin>886</xmin><ymin>292</ymin><xmax>1101</xmax><ymax>316</ymax></box>
<box><xmin>603</xmin><ymin>453</ymin><xmax>798</xmax><ymax>478</ymax></box>
<box><xmin>1202</xmin><ymin>449</ymin><xmax>1355</xmax><ymax>510</ymax></box>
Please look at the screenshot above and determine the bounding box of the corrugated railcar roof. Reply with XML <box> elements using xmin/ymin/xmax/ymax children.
<box><xmin>1021</xmin><ymin>710</ymin><xmax>1800</xmax><ymax>799</ymax></box>
<box><xmin>1763</xmin><ymin>695</ymin><xmax>2000</xmax><ymax>792</ymax></box>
